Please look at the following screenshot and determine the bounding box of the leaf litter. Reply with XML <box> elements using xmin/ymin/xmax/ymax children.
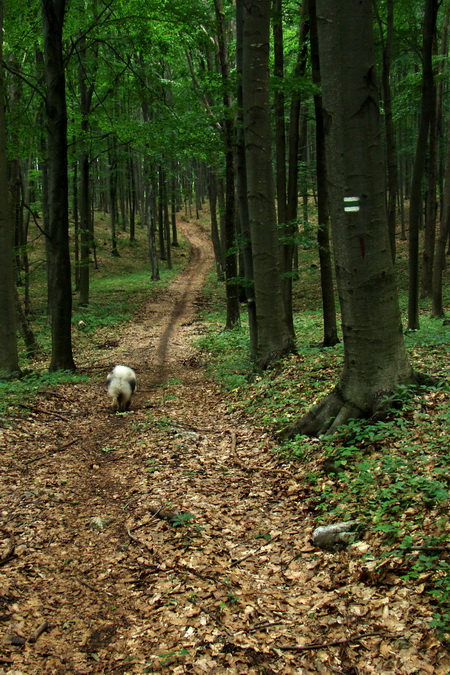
<box><xmin>1</xmin><ymin>220</ymin><xmax>449</xmax><ymax>674</ymax></box>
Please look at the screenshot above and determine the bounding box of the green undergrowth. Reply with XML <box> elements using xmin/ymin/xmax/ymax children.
<box><xmin>0</xmin><ymin>369</ymin><xmax>89</xmax><ymax>422</ymax></box>
<box><xmin>196</xmin><ymin>249</ymin><xmax>450</xmax><ymax>640</ymax></box>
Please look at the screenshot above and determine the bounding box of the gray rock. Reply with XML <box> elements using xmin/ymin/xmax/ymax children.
<box><xmin>312</xmin><ymin>520</ymin><xmax>359</xmax><ymax>552</ymax></box>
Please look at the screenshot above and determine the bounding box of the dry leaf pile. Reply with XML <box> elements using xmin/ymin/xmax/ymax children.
<box><xmin>1</xmin><ymin>221</ymin><xmax>449</xmax><ymax>674</ymax></box>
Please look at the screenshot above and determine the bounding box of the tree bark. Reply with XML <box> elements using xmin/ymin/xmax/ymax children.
<box><xmin>283</xmin><ymin>0</ymin><xmax>417</xmax><ymax>438</ymax></box>
<box><xmin>0</xmin><ymin>5</ymin><xmax>20</xmax><ymax>377</ymax></box>
<box><xmin>42</xmin><ymin>0</ymin><xmax>75</xmax><ymax>372</ymax></box>
<box><xmin>374</xmin><ymin>0</ymin><xmax>398</xmax><ymax>262</ymax></box>
<box><xmin>308</xmin><ymin>0</ymin><xmax>339</xmax><ymax>348</ymax></box>
<box><xmin>407</xmin><ymin>0</ymin><xmax>438</xmax><ymax>329</ymax></box>
<box><xmin>214</xmin><ymin>0</ymin><xmax>240</xmax><ymax>330</ymax></box>
<box><xmin>431</xmin><ymin>112</ymin><xmax>450</xmax><ymax>318</ymax></box>
<box><xmin>236</xmin><ymin>0</ymin><xmax>257</xmax><ymax>360</ymax></box>
<box><xmin>242</xmin><ymin>0</ymin><xmax>295</xmax><ymax>370</ymax></box>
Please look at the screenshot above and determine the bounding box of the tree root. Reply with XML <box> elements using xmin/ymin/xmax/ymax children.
<box><xmin>278</xmin><ymin>372</ymin><xmax>440</xmax><ymax>439</ymax></box>
<box><xmin>279</xmin><ymin>387</ymin><xmax>364</xmax><ymax>439</ymax></box>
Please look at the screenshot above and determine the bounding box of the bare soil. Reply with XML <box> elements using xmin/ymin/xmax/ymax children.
<box><xmin>1</xmin><ymin>219</ymin><xmax>449</xmax><ymax>674</ymax></box>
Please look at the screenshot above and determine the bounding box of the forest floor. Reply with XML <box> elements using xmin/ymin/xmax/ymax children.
<box><xmin>1</xmin><ymin>219</ymin><xmax>450</xmax><ymax>675</ymax></box>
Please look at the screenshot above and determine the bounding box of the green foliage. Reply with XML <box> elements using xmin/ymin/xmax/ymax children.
<box><xmin>0</xmin><ymin>370</ymin><xmax>88</xmax><ymax>423</ymax></box>
<box><xmin>197</xmin><ymin>236</ymin><xmax>450</xmax><ymax>635</ymax></box>
<box><xmin>171</xmin><ymin>511</ymin><xmax>195</xmax><ymax>527</ymax></box>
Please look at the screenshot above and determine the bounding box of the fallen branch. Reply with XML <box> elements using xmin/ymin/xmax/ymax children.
<box><xmin>277</xmin><ymin>631</ymin><xmax>398</xmax><ymax>652</ymax></box>
<box><xmin>16</xmin><ymin>403</ymin><xmax>72</xmax><ymax>420</ymax></box>
<box><xmin>25</xmin><ymin>439</ymin><xmax>78</xmax><ymax>465</ymax></box>
<box><xmin>28</xmin><ymin>620</ymin><xmax>49</xmax><ymax>644</ymax></box>
<box><xmin>0</xmin><ymin>544</ymin><xmax>16</xmax><ymax>568</ymax></box>
<box><xmin>401</xmin><ymin>546</ymin><xmax>450</xmax><ymax>553</ymax></box>
<box><xmin>230</xmin><ymin>533</ymin><xmax>282</xmax><ymax>568</ymax></box>
<box><xmin>148</xmin><ymin>505</ymin><xmax>181</xmax><ymax>523</ymax></box>
<box><xmin>249</xmin><ymin>619</ymin><xmax>287</xmax><ymax>633</ymax></box>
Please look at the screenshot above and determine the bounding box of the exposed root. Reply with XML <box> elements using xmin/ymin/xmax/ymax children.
<box><xmin>279</xmin><ymin>371</ymin><xmax>440</xmax><ymax>439</ymax></box>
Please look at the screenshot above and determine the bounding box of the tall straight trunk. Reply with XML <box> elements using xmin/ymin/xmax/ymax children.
<box><xmin>128</xmin><ymin>153</ymin><xmax>136</xmax><ymax>243</ymax></box>
<box><xmin>237</xmin><ymin>0</ymin><xmax>257</xmax><ymax>360</ymax></box>
<box><xmin>284</xmin><ymin>0</ymin><xmax>417</xmax><ymax>438</ymax></box>
<box><xmin>109</xmin><ymin>138</ymin><xmax>120</xmax><ymax>257</ymax></box>
<box><xmin>421</xmin><ymin>91</ymin><xmax>437</xmax><ymax>298</ymax></box>
<box><xmin>207</xmin><ymin>168</ymin><xmax>225</xmax><ymax>281</ymax></box>
<box><xmin>170</xmin><ymin>171</ymin><xmax>178</xmax><ymax>247</ymax></box>
<box><xmin>78</xmin><ymin>33</ymin><xmax>97</xmax><ymax>306</ymax></box>
<box><xmin>374</xmin><ymin>0</ymin><xmax>398</xmax><ymax>261</ymax></box>
<box><xmin>214</xmin><ymin>0</ymin><xmax>240</xmax><ymax>329</ymax></box>
<box><xmin>158</xmin><ymin>165</ymin><xmax>166</xmax><ymax>260</ymax></box>
<box><xmin>42</xmin><ymin>0</ymin><xmax>75</xmax><ymax>371</ymax></box>
<box><xmin>272</xmin><ymin>0</ymin><xmax>287</xmax><ymax>226</ymax></box>
<box><xmin>408</xmin><ymin>0</ymin><xmax>439</xmax><ymax>329</ymax></box>
<box><xmin>241</xmin><ymin>0</ymin><xmax>294</xmax><ymax>370</ymax></box>
<box><xmin>147</xmin><ymin>174</ymin><xmax>160</xmax><ymax>281</ymax></box>
<box><xmin>78</xmin><ymin>151</ymin><xmax>91</xmax><ymax>304</ymax></box>
<box><xmin>0</xmin><ymin>4</ymin><xmax>19</xmax><ymax>377</ymax></box>
<box><xmin>281</xmin><ymin>3</ymin><xmax>309</xmax><ymax>337</ymax></box>
<box><xmin>308</xmin><ymin>0</ymin><xmax>339</xmax><ymax>347</ymax></box>
<box><xmin>432</xmin><ymin>113</ymin><xmax>450</xmax><ymax>317</ymax></box>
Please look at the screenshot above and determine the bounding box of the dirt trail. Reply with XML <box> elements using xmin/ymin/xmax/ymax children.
<box><xmin>1</xmin><ymin>220</ymin><xmax>449</xmax><ymax>675</ymax></box>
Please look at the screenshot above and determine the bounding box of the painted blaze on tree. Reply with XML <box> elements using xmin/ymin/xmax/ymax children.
<box><xmin>283</xmin><ymin>0</ymin><xmax>426</xmax><ymax>438</ymax></box>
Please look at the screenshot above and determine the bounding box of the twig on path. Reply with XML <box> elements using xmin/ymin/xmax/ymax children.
<box><xmin>127</xmin><ymin>528</ymin><xmax>146</xmax><ymax>545</ymax></box>
<box><xmin>248</xmin><ymin>619</ymin><xmax>288</xmax><ymax>633</ymax></box>
<box><xmin>28</xmin><ymin>620</ymin><xmax>49</xmax><ymax>644</ymax></box>
<box><xmin>25</xmin><ymin>438</ymin><xmax>78</xmax><ymax>465</ymax></box>
<box><xmin>198</xmin><ymin>604</ymin><xmax>234</xmax><ymax>637</ymax></box>
<box><xmin>276</xmin><ymin>631</ymin><xmax>399</xmax><ymax>652</ymax></box>
<box><xmin>16</xmin><ymin>403</ymin><xmax>73</xmax><ymax>421</ymax></box>
<box><xmin>76</xmin><ymin>577</ymin><xmax>114</xmax><ymax>597</ymax></box>
<box><xmin>230</xmin><ymin>533</ymin><xmax>282</xmax><ymax>568</ymax></box>
<box><xmin>401</xmin><ymin>546</ymin><xmax>450</xmax><ymax>553</ymax></box>
<box><xmin>0</xmin><ymin>543</ymin><xmax>16</xmax><ymax>568</ymax></box>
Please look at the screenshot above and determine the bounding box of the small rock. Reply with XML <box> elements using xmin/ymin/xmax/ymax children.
<box><xmin>89</xmin><ymin>517</ymin><xmax>114</xmax><ymax>531</ymax></box>
<box><xmin>312</xmin><ymin>520</ymin><xmax>359</xmax><ymax>552</ymax></box>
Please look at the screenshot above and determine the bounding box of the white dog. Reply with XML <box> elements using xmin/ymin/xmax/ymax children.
<box><xmin>106</xmin><ymin>365</ymin><xmax>137</xmax><ymax>412</ymax></box>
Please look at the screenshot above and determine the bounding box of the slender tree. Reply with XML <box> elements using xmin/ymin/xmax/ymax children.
<box><xmin>283</xmin><ymin>0</ymin><xmax>423</xmax><ymax>438</ymax></box>
<box><xmin>308</xmin><ymin>0</ymin><xmax>339</xmax><ymax>347</ymax></box>
<box><xmin>0</xmin><ymin>1</ymin><xmax>20</xmax><ymax>377</ymax></box>
<box><xmin>214</xmin><ymin>0</ymin><xmax>240</xmax><ymax>329</ymax></box>
<box><xmin>431</xmin><ymin>111</ymin><xmax>450</xmax><ymax>318</ymax></box>
<box><xmin>407</xmin><ymin>0</ymin><xmax>439</xmax><ymax>329</ymax></box>
<box><xmin>241</xmin><ymin>0</ymin><xmax>295</xmax><ymax>370</ymax></box>
<box><xmin>42</xmin><ymin>0</ymin><xmax>75</xmax><ymax>371</ymax></box>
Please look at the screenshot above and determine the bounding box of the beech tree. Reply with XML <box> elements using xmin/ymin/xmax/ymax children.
<box><xmin>0</xmin><ymin>2</ymin><xmax>19</xmax><ymax>378</ymax></box>
<box><xmin>42</xmin><ymin>0</ymin><xmax>75</xmax><ymax>371</ymax></box>
<box><xmin>283</xmin><ymin>0</ymin><xmax>424</xmax><ymax>438</ymax></box>
<box><xmin>241</xmin><ymin>0</ymin><xmax>295</xmax><ymax>370</ymax></box>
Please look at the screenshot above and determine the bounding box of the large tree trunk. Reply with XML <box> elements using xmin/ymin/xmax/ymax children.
<box><xmin>42</xmin><ymin>0</ymin><xmax>75</xmax><ymax>372</ymax></box>
<box><xmin>242</xmin><ymin>0</ymin><xmax>295</xmax><ymax>370</ymax></box>
<box><xmin>283</xmin><ymin>0</ymin><xmax>418</xmax><ymax>438</ymax></box>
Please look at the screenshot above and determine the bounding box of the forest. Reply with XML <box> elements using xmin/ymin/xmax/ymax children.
<box><xmin>1</xmin><ymin>0</ymin><xmax>450</xmax><ymax>673</ymax></box>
